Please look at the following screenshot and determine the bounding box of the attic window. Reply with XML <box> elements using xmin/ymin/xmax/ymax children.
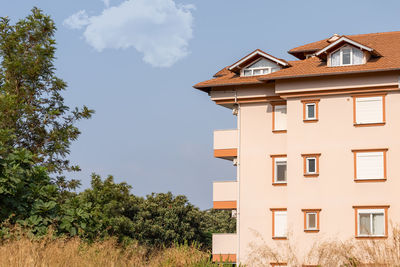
<box><xmin>241</xmin><ymin>58</ymin><xmax>280</xmax><ymax>77</ymax></box>
<box><xmin>330</xmin><ymin>46</ymin><xmax>364</xmax><ymax>67</ymax></box>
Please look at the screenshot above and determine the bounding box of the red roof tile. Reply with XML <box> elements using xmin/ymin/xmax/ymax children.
<box><xmin>194</xmin><ymin>31</ymin><xmax>400</xmax><ymax>91</ymax></box>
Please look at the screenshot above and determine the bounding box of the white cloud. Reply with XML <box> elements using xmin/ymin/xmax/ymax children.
<box><xmin>64</xmin><ymin>0</ymin><xmax>194</xmax><ymax>67</ymax></box>
<box><xmin>63</xmin><ymin>10</ymin><xmax>90</xmax><ymax>30</ymax></box>
<box><xmin>102</xmin><ymin>0</ymin><xmax>110</xmax><ymax>7</ymax></box>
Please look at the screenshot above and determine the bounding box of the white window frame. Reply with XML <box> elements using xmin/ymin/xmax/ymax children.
<box><xmin>357</xmin><ymin>209</ymin><xmax>386</xmax><ymax>237</ymax></box>
<box><xmin>274</xmin><ymin>157</ymin><xmax>287</xmax><ymax>184</ymax></box>
<box><xmin>242</xmin><ymin>66</ymin><xmax>272</xmax><ymax>77</ymax></box>
<box><xmin>306</xmin><ymin>212</ymin><xmax>318</xmax><ymax>230</ymax></box>
<box><xmin>273</xmin><ymin>104</ymin><xmax>287</xmax><ymax>132</ymax></box>
<box><xmin>306</xmin><ymin>157</ymin><xmax>317</xmax><ymax>174</ymax></box>
<box><xmin>330</xmin><ymin>46</ymin><xmax>364</xmax><ymax>67</ymax></box>
<box><xmin>305</xmin><ymin>103</ymin><xmax>316</xmax><ymax>120</ymax></box>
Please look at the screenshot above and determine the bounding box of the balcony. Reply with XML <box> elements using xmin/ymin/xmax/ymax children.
<box><xmin>213</xmin><ymin>129</ymin><xmax>238</xmax><ymax>160</ymax></box>
<box><xmin>212</xmin><ymin>233</ymin><xmax>237</xmax><ymax>263</ymax></box>
<box><xmin>213</xmin><ymin>181</ymin><xmax>237</xmax><ymax>210</ymax></box>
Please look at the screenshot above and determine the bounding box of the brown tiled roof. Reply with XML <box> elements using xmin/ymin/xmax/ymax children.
<box><xmin>194</xmin><ymin>31</ymin><xmax>400</xmax><ymax>91</ymax></box>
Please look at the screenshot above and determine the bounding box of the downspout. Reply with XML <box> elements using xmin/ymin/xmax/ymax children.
<box><xmin>235</xmin><ymin>90</ymin><xmax>241</xmax><ymax>265</ymax></box>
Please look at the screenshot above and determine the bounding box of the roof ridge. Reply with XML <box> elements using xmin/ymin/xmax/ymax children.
<box><xmin>346</xmin><ymin>30</ymin><xmax>400</xmax><ymax>37</ymax></box>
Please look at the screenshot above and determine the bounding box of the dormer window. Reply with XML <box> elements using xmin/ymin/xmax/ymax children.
<box><xmin>330</xmin><ymin>46</ymin><xmax>364</xmax><ymax>67</ymax></box>
<box><xmin>241</xmin><ymin>58</ymin><xmax>280</xmax><ymax>77</ymax></box>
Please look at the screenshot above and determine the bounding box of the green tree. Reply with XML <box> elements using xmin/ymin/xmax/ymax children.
<box><xmin>0</xmin><ymin>144</ymin><xmax>59</xmax><ymax>235</ymax></box>
<box><xmin>0</xmin><ymin>7</ymin><xmax>93</xmax><ymax>174</ymax></box>
<box><xmin>58</xmin><ymin>174</ymin><xmax>140</xmax><ymax>240</ymax></box>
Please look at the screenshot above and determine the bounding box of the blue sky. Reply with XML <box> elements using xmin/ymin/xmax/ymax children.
<box><xmin>2</xmin><ymin>0</ymin><xmax>400</xmax><ymax>209</ymax></box>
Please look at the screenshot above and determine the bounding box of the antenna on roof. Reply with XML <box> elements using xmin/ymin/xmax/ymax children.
<box><xmin>328</xmin><ymin>34</ymin><xmax>340</xmax><ymax>43</ymax></box>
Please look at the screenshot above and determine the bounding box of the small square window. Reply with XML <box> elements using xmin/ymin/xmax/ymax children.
<box><xmin>306</xmin><ymin>158</ymin><xmax>316</xmax><ymax>174</ymax></box>
<box><xmin>302</xmin><ymin>154</ymin><xmax>320</xmax><ymax>177</ymax></box>
<box><xmin>306</xmin><ymin>213</ymin><xmax>317</xmax><ymax>230</ymax></box>
<box><xmin>302</xmin><ymin>209</ymin><xmax>321</xmax><ymax>232</ymax></box>
<box><xmin>271</xmin><ymin>155</ymin><xmax>287</xmax><ymax>185</ymax></box>
<box><xmin>306</xmin><ymin>103</ymin><xmax>316</xmax><ymax>120</ymax></box>
<box><xmin>301</xmin><ymin>100</ymin><xmax>319</xmax><ymax>122</ymax></box>
<box><xmin>275</xmin><ymin>159</ymin><xmax>287</xmax><ymax>183</ymax></box>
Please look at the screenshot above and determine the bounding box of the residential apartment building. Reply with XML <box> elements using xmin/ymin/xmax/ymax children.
<box><xmin>193</xmin><ymin>31</ymin><xmax>400</xmax><ymax>266</ymax></box>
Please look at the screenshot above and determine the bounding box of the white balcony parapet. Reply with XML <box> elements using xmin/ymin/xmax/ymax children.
<box><xmin>213</xmin><ymin>181</ymin><xmax>237</xmax><ymax>209</ymax></box>
<box><xmin>213</xmin><ymin>129</ymin><xmax>238</xmax><ymax>160</ymax></box>
<box><xmin>212</xmin><ymin>233</ymin><xmax>237</xmax><ymax>263</ymax></box>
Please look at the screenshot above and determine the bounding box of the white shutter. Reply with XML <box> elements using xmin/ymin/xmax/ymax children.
<box><xmin>356</xmin><ymin>152</ymin><xmax>384</xmax><ymax>179</ymax></box>
<box><xmin>274</xmin><ymin>211</ymin><xmax>287</xmax><ymax>237</ymax></box>
<box><xmin>274</xmin><ymin>105</ymin><xmax>287</xmax><ymax>130</ymax></box>
<box><xmin>355</xmin><ymin>96</ymin><xmax>383</xmax><ymax>124</ymax></box>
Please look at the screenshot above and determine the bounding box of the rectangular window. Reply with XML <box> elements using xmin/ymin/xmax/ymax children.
<box><xmin>301</xmin><ymin>154</ymin><xmax>320</xmax><ymax>177</ymax></box>
<box><xmin>270</xmin><ymin>209</ymin><xmax>287</xmax><ymax>239</ymax></box>
<box><xmin>306</xmin><ymin>103</ymin><xmax>316</xmax><ymax>119</ymax></box>
<box><xmin>271</xmin><ymin>155</ymin><xmax>287</xmax><ymax>185</ymax></box>
<box><xmin>342</xmin><ymin>48</ymin><xmax>351</xmax><ymax>65</ymax></box>
<box><xmin>301</xmin><ymin>99</ymin><xmax>320</xmax><ymax>123</ymax></box>
<box><xmin>302</xmin><ymin>209</ymin><xmax>321</xmax><ymax>232</ymax></box>
<box><xmin>353</xmin><ymin>94</ymin><xmax>385</xmax><ymax>126</ymax></box>
<box><xmin>353</xmin><ymin>206</ymin><xmax>389</xmax><ymax>238</ymax></box>
<box><xmin>352</xmin><ymin>149</ymin><xmax>387</xmax><ymax>182</ymax></box>
<box><xmin>272</xmin><ymin>103</ymin><xmax>287</xmax><ymax>132</ymax></box>
<box><xmin>306</xmin><ymin>158</ymin><xmax>316</xmax><ymax>174</ymax></box>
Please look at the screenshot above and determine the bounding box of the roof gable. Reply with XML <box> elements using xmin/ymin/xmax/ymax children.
<box><xmin>315</xmin><ymin>36</ymin><xmax>380</xmax><ymax>59</ymax></box>
<box><xmin>229</xmin><ymin>49</ymin><xmax>289</xmax><ymax>73</ymax></box>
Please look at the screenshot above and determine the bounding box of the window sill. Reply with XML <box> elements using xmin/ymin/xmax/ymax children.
<box><xmin>354</xmin><ymin>122</ymin><xmax>385</xmax><ymax>127</ymax></box>
<box><xmin>304</xmin><ymin>173</ymin><xmax>319</xmax><ymax>178</ymax></box>
<box><xmin>272</xmin><ymin>130</ymin><xmax>287</xmax><ymax>134</ymax></box>
<box><xmin>304</xmin><ymin>229</ymin><xmax>319</xmax><ymax>233</ymax></box>
<box><xmin>355</xmin><ymin>236</ymin><xmax>387</xmax><ymax>239</ymax></box>
<box><xmin>303</xmin><ymin>119</ymin><xmax>318</xmax><ymax>123</ymax></box>
<box><xmin>272</xmin><ymin>183</ymin><xmax>287</xmax><ymax>186</ymax></box>
<box><xmin>354</xmin><ymin>179</ymin><xmax>386</xmax><ymax>183</ymax></box>
<box><xmin>272</xmin><ymin>237</ymin><xmax>287</xmax><ymax>240</ymax></box>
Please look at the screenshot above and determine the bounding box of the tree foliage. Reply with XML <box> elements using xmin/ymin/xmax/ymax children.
<box><xmin>0</xmin><ymin>7</ymin><xmax>93</xmax><ymax>173</ymax></box>
<box><xmin>0</xmin><ymin>8</ymin><xmax>236</xmax><ymax>250</ymax></box>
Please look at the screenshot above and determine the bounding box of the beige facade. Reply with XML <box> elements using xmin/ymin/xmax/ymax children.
<box><xmin>194</xmin><ymin>32</ymin><xmax>400</xmax><ymax>266</ymax></box>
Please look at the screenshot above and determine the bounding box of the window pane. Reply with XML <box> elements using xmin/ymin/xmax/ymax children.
<box><xmin>276</xmin><ymin>161</ymin><xmax>287</xmax><ymax>182</ymax></box>
<box><xmin>253</xmin><ymin>69</ymin><xmax>262</xmax><ymax>75</ymax></box>
<box><xmin>373</xmin><ymin>213</ymin><xmax>385</xmax><ymax>235</ymax></box>
<box><xmin>262</xmin><ymin>68</ymin><xmax>270</xmax><ymax>74</ymax></box>
<box><xmin>307</xmin><ymin>213</ymin><xmax>317</xmax><ymax>229</ymax></box>
<box><xmin>243</xmin><ymin>70</ymin><xmax>252</xmax><ymax>76</ymax></box>
<box><xmin>307</xmin><ymin>158</ymin><xmax>316</xmax><ymax>173</ymax></box>
<box><xmin>307</xmin><ymin>104</ymin><xmax>315</xmax><ymax>119</ymax></box>
<box><xmin>331</xmin><ymin>50</ymin><xmax>340</xmax><ymax>66</ymax></box>
<box><xmin>353</xmin><ymin>48</ymin><xmax>363</xmax><ymax>65</ymax></box>
<box><xmin>342</xmin><ymin>49</ymin><xmax>351</xmax><ymax>65</ymax></box>
<box><xmin>359</xmin><ymin>213</ymin><xmax>371</xmax><ymax>235</ymax></box>
<box><xmin>274</xmin><ymin>105</ymin><xmax>287</xmax><ymax>131</ymax></box>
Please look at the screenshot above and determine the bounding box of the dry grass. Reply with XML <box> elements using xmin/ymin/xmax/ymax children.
<box><xmin>248</xmin><ymin>227</ymin><xmax>400</xmax><ymax>266</ymax></box>
<box><xmin>0</xmin><ymin>234</ymin><xmax>212</xmax><ymax>267</ymax></box>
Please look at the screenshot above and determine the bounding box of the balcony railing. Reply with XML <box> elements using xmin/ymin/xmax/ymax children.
<box><xmin>213</xmin><ymin>129</ymin><xmax>238</xmax><ymax>160</ymax></box>
<box><xmin>212</xmin><ymin>233</ymin><xmax>237</xmax><ymax>263</ymax></box>
<box><xmin>213</xmin><ymin>181</ymin><xmax>237</xmax><ymax>210</ymax></box>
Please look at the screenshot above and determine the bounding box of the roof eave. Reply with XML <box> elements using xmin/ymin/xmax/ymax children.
<box><xmin>259</xmin><ymin>68</ymin><xmax>400</xmax><ymax>82</ymax></box>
